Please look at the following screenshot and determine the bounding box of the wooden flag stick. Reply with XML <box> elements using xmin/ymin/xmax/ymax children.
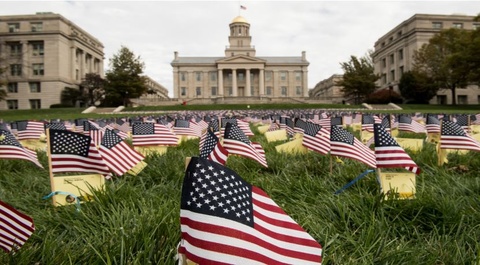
<box><xmin>45</xmin><ymin>128</ymin><xmax>57</xmax><ymax>206</ymax></box>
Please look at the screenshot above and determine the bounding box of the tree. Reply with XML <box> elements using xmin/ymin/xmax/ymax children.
<box><xmin>104</xmin><ymin>46</ymin><xmax>147</xmax><ymax>107</ymax></box>
<box><xmin>81</xmin><ymin>73</ymin><xmax>105</xmax><ymax>106</ymax></box>
<box><xmin>0</xmin><ymin>59</ymin><xmax>6</xmax><ymax>102</ymax></box>
<box><xmin>413</xmin><ymin>28</ymin><xmax>471</xmax><ymax>105</ymax></box>
<box><xmin>398</xmin><ymin>71</ymin><xmax>438</xmax><ymax>104</ymax></box>
<box><xmin>337</xmin><ymin>52</ymin><xmax>379</xmax><ymax>105</ymax></box>
<box><xmin>61</xmin><ymin>87</ymin><xmax>83</xmax><ymax>107</ymax></box>
<box><xmin>466</xmin><ymin>14</ymin><xmax>480</xmax><ymax>84</ymax></box>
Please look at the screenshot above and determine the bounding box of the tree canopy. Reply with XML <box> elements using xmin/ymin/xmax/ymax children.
<box><xmin>104</xmin><ymin>46</ymin><xmax>147</xmax><ymax>107</ymax></box>
<box><xmin>337</xmin><ymin>53</ymin><xmax>379</xmax><ymax>105</ymax></box>
<box><xmin>398</xmin><ymin>71</ymin><xmax>438</xmax><ymax>104</ymax></box>
<box><xmin>81</xmin><ymin>73</ymin><xmax>105</xmax><ymax>106</ymax></box>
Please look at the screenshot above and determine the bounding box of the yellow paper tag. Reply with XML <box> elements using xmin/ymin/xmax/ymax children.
<box><xmin>264</xmin><ymin>129</ymin><xmax>288</xmax><ymax>143</ymax></box>
<box><xmin>51</xmin><ymin>174</ymin><xmax>105</xmax><ymax>206</ymax></box>
<box><xmin>378</xmin><ymin>172</ymin><xmax>416</xmax><ymax>200</ymax></box>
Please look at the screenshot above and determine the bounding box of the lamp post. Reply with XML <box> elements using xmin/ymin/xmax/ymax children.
<box><xmin>124</xmin><ymin>91</ymin><xmax>129</xmax><ymax>107</ymax></box>
<box><xmin>388</xmin><ymin>84</ymin><xmax>393</xmax><ymax>103</ymax></box>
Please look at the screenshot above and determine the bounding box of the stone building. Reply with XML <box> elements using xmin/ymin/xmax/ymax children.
<box><xmin>170</xmin><ymin>16</ymin><xmax>309</xmax><ymax>104</ymax></box>
<box><xmin>0</xmin><ymin>12</ymin><xmax>104</xmax><ymax>109</ymax></box>
<box><xmin>309</xmin><ymin>74</ymin><xmax>345</xmax><ymax>103</ymax></box>
<box><xmin>372</xmin><ymin>13</ymin><xmax>480</xmax><ymax>104</ymax></box>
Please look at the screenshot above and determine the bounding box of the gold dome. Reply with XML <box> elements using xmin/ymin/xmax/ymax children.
<box><xmin>231</xmin><ymin>16</ymin><xmax>248</xmax><ymax>24</ymax></box>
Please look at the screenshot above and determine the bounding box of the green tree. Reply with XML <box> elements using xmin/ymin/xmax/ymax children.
<box><xmin>104</xmin><ymin>46</ymin><xmax>147</xmax><ymax>107</ymax></box>
<box><xmin>337</xmin><ymin>52</ymin><xmax>379</xmax><ymax>104</ymax></box>
<box><xmin>466</xmin><ymin>14</ymin><xmax>480</xmax><ymax>84</ymax></box>
<box><xmin>0</xmin><ymin>59</ymin><xmax>6</xmax><ymax>101</ymax></box>
<box><xmin>61</xmin><ymin>87</ymin><xmax>83</xmax><ymax>107</ymax></box>
<box><xmin>413</xmin><ymin>28</ymin><xmax>471</xmax><ymax>105</ymax></box>
<box><xmin>398</xmin><ymin>71</ymin><xmax>438</xmax><ymax>104</ymax></box>
<box><xmin>81</xmin><ymin>73</ymin><xmax>105</xmax><ymax>106</ymax></box>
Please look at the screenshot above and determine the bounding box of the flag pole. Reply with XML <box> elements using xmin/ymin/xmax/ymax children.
<box><xmin>437</xmin><ymin>120</ymin><xmax>445</xmax><ymax>166</ymax></box>
<box><xmin>45</xmin><ymin>128</ymin><xmax>57</xmax><ymax>206</ymax></box>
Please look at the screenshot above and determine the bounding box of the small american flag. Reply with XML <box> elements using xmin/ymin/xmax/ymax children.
<box><xmin>440</xmin><ymin>120</ymin><xmax>480</xmax><ymax>151</ymax></box>
<box><xmin>131</xmin><ymin>122</ymin><xmax>178</xmax><ymax>146</ymax></box>
<box><xmin>374</xmin><ymin>124</ymin><xmax>421</xmax><ymax>174</ymax></box>
<box><xmin>223</xmin><ymin>122</ymin><xmax>267</xmax><ymax>168</ymax></box>
<box><xmin>361</xmin><ymin>115</ymin><xmax>375</xmax><ymax>132</ymax></box>
<box><xmin>0</xmin><ymin>129</ymin><xmax>43</xmax><ymax>168</ymax></box>
<box><xmin>99</xmin><ymin>129</ymin><xmax>144</xmax><ymax>176</ymax></box>
<box><xmin>16</xmin><ymin>121</ymin><xmax>44</xmax><ymax>141</ymax></box>
<box><xmin>381</xmin><ymin>115</ymin><xmax>391</xmax><ymax>131</ymax></box>
<box><xmin>285</xmin><ymin>118</ymin><xmax>296</xmax><ymax>136</ymax></box>
<box><xmin>398</xmin><ymin>115</ymin><xmax>425</xmax><ymax>134</ymax></box>
<box><xmin>454</xmin><ymin>114</ymin><xmax>471</xmax><ymax>134</ymax></box>
<box><xmin>295</xmin><ymin>118</ymin><xmax>308</xmax><ymax>134</ymax></box>
<box><xmin>179</xmin><ymin>157</ymin><xmax>322</xmax><ymax>264</ymax></box>
<box><xmin>44</xmin><ymin>122</ymin><xmax>67</xmax><ymax>131</ymax></box>
<box><xmin>84</xmin><ymin>121</ymin><xmax>103</xmax><ymax>147</ymax></box>
<box><xmin>302</xmin><ymin>122</ymin><xmax>330</xmax><ymax>155</ymax></box>
<box><xmin>426</xmin><ymin>114</ymin><xmax>441</xmax><ymax>134</ymax></box>
<box><xmin>174</xmin><ymin>120</ymin><xmax>199</xmax><ymax>137</ymax></box>
<box><xmin>0</xmin><ymin>200</ymin><xmax>35</xmax><ymax>253</ymax></box>
<box><xmin>48</xmin><ymin>129</ymin><xmax>110</xmax><ymax>175</ymax></box>
<box><xmin>330</xmin><ymin>125</ymin><xmax>376</xmax><ymax>168</ymax></box>
<box><xmin>199</xmin><ymin>130</ymin><xmax>229</xmax><ymax>165</ymax></box>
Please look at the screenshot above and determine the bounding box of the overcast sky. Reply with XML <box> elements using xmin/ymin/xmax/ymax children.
<box><xmin>1</xmin><ymin>1</ymin><xmax>478</xmax><ymax>96</ymax></box>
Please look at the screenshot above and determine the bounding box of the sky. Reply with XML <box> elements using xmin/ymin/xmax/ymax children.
<box><xmin>1</xmin><ymin>1</ymin><xmax>478</xmax><ymax>97</ymax></box>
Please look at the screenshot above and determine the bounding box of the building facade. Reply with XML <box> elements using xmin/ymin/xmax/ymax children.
<box><xmin>170</xmin><ymin>16</ymin><xmax>309</xmax><ymax>104</ymax></box>
<box><xmin>372</xmin><ymin>13</ymin><xmax>480</xmax><ymax>104</ymax></box>
<box><xmin>309</xmin><ymin>74</ymin><xmax>345</xmax><ymax>103</ymax></box>
<box><xmin>141</xmin><ymin>75</ymin><xmax>169</xmax><ymax>99</ymax></box>
<box><xmin>0</xmin><ymin>12</ymin><xmax>104</xmax><ymax>110</ymax></box>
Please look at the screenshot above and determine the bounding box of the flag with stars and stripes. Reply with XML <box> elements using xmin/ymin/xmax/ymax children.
<box><xmin>199</xmin><ymin>130</ymin><xmax>229</xmax><ymax>165</ymax></box>
<box><xmin>174</xmin><ymin>120</ymin><xmax>200</xmax><ymax>137</ymax></box>
<box><xmin>98</xmin><ymin>129</ymin><xmax>145</xmax><ymax>176</ymax></box>
<box><xmin>302</xmin><ymin>121</ymin><xmax>330</xmax><ymax>155</ymax></box>
<box><xmin>131</xmin><ymin>122</ymin><xmax>178</xmax><ymax>146</ymax></box>
<box><xmin>178</xmin><ymin>157</ymin><xmax>323</xmax><ymax>265</ymax></box>
<box><xmin>84</xmin><ymin>121</ymin><xmax>103</xmax><ymax>147</ymax></box>
<box><xmin>0</xmin><ymin>129</ymin><xmax>43</xmax><ymax>168</ymax></box>
<box><xmin>223</xmin><ymin>122</ymin><xmax>267</xmax><ymax>168</ymax></box>
<box><xmin>398</xmin><ymin>115</ymin><xmax>425</xmax><ymax>134</ymax></box>
<box><xmin>0</xmin><ymin>200</ymin><xmax>35</xmax><ymax>253</ymax></box>
<box><xmin>440</xmin><ymin>120</ymin><xmax>480</xmax><ymax>152</ymax></box>
<box><xmin>454</xmin><ymin>114</ymin><xmax>471</xmax><ymax>134</ymax></box>
<box><xmin>330</xmin><ymin>125</ymin><xmax>376</xmax><ymax>168</ymax></box>
<box><xmin>361</xmin><ymin>115</ymin><xmax>376</xmax><ymax>132</ymax></box>
<box><xmin>426</xmin><ymin>114</ymin><xmax>441</xmax><ymax>134</ymax></box>
<box><xmin>374</xmin><ymin>124</ymin><xmax>421</xmax><ymax>174</ymax></box>
<box><xmin>15</xmin><ymin>120</ymin><xmax>44</xmax><ymax>141</ymax></box>
<box><xmin>48</xmin><ymin>129</ymin><xmax>110</xmax><ymax>175</ymax></box>
<box><xmin>44</xmin><ymin>122</ymin><xmax>67</xmax><ymax>131</ymax></box>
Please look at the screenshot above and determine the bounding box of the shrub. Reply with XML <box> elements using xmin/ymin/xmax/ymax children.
<box><xmin>366</xmin><ymin>88</ymin><xmax>403</xmax><ymax>104</ymax></box>
<box><xmin>50</xmin><ymin>103</ymin><xmax>74</xmax><ymax>108</ymax></box>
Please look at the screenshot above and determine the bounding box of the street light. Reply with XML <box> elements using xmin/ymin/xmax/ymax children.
<box><xmin>124</xmin><ymin>91</ymin><xmax>129</xmax><ymax>107</ymax></box>
<box><xmin>388</xmin><ymin>84</ymin><xmax>393</xmax><ymax>103</ymax></box>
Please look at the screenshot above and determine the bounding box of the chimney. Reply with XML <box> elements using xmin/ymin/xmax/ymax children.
<box><xmin>174</xmin><ymin>51</ymin><xmax>178</xmax><ymax>60</ymax></box>
<box><xmin>302</xmin><ymin>51</ymin><xmax>306</xmax><ymax>61</ymax></box>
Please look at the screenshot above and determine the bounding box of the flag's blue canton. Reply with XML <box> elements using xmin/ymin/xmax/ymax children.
<box><xmin>50</xmin><ymin>129</ymin><xmax>90</xmax><ymax>157</ymax></box>
<box><xmin>221</xmin><ymin>118</ymin><xmax>237</xmax><ymax>128</ymax></box>
<box><xmin>224</xmin><ymin>123</ymin><xmax>250</xmax><ymax>145</ymax></box>
<box><xmin>132</xmin><ymin>123</ymin><xmax>154</xmax><ymax>135</ymax></box>
<box><xmin>16</xmin><ymin>121</ymin><xmax>28</xmax><ymax>131</ymax></box>
<box><xmin>304</xmin><ymin>122</ymin><xmax>322</xmax><ymax>137</ymax></box>
<box><xmin>101</xmin><ymin>129</ymin><xmax>123</xmax><ymax>149</ymax></box>
<box><xmin>427</xmin><ymin>115</ymin><xmax>440</xmax><ymax>125</ymax></box>
<box><xmin>286</xmin><ymin>118</ymin><xmax>294</xmax><ymax>129</ymax></box>
<box><xmin>442</xmin><ymin>120</ymin><xmax>467</xmax><ymax>136</ymax></box>
<box><xmin>331</xmin><ymin>125</ymin><xmax>354</xmax><ymax>145</ymax></box>
<box><xmin>84</xmin><ymin>121</ymin><xmax>98</xmax><ymax>131</ymax></box>
<box><xmin>455</xmin><ymin>115</ymin><xmax>469</xmax><ymax>126</ymax></box>
<box><xmin>45</xmin><ymin>122</ymin><xmax>66</xmax><ymax>130</ymax></box>
<box><xmin>0</xmin><ymin>130</ymin><xmax>22</xmax><ymax>147</ymax></box>
<box><xmin>209</xmin><ymin>119</ymin><xmax>219</xmax><ymax>132</ymax></box>
<box><xmin>470</xmin><ymin>114</ymin><xmax>477</xmax><ymax>122</ymax></box>
<box><xmin>200</xmin><ymin>131</ymin><xmax>218</xmax><ymax>159</ymax></box>
<box><xmin>295</xmin><ymin>119</ymin><xmax>307</xmax><ymax>130</ymax></box>
<box><xmin>331</xmin><ymin>117</ymin><xmax>343</xmax><ymax>126</ymax></box>
<box><xmin>362</xmin><ymin>115</ymin><xmax>374</xmax><ymax>124</ymax></box>
<box><xmin>399</xmin><ymin>115</ymin><xmax>413</xmax><ymax>124</ymax></box>
<box><xmin>280</xmin><ymin>117</ymin><xmax>286</xmax><ymax>124</ymax></box>
<box><xmin>75</xmin><ymin>118</ymin><xmax>87</xmax><ymax>127</ymax></box>
<box><xmin>175</xmin><ymin>120</ymin><xmax>190</xmax><ymax>128</ymax></box>
<box><xmin>381</xmin><ymin>116</ymin><xmax>390</xmax><ymax>128</ymax></box>
<box><xmin>182</xmin><ymin>157</ymin><xmax>254</xmax><ymax>227</ymax></box>
<box><xmin>374</xmin><ymin>124</ymin><xmax>399</xmax><ymax>147</ymax></box>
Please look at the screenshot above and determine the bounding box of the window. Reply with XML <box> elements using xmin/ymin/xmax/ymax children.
<box><xmin>76</xmin><ymin>69</ymin><xmax>79</xmax><ymax>80</ymax></box>
<box><xmin>31</xmin><ymin>22</ymin><xmax>43</xmax><ymax>32</ymax></box>
<box><xmin>180</xmin><ymin>72</ymin><xmax>186</xmax><ymax>81</ymax></box>
<box><xmin>474</xmin><ymin>23</ymin><xmax>480</xmax><ymax>30</ymax></box>
<box><xmin>458</xmin><ymin>95</ymin><xmax>467</xmax><ymax>104</ymax></box>
<box><xmin>196</xmin><ymin>87</ymin><xmax>201</xmax><ymax>96</ymax></box>
<box><xmin>29</xmin><ymin>99</ymin><xmax>41</xmax><ymax>109</ymax></box>
<box><xmin>432</xmin><ymin>22</ymin><xmax>443</xmax><ymax>29</ymax></box>
<box><xmin>8</xmin><ymin>23</ymin><xmax>19</xmax><ymax>33</ymax></box>
<box><xmin>389</xmin><ymin>54</ymin><xmax>394</xmax><ymax>64</ymax></box>
<box><xmin>9</xmin><ymin>43</ymin><xmax>22</xmax><ymax>56</ymax></box>
<box><xmin>296</xmin><ymin>86</ymin><xmax>302</xmax><ymax>95</ymax></box>
<box><xmin>398</xmin><ymin>49</ymin><xmax>403</xmax><ymax>60</ymax></box>
<box><xmin>390</xmin><ymin>70</ymin><xmax>395</xmax><ymax>82</ymax></box>
<box><xmin>265</xmin><ymin>71</ymin><xmax>272</xmax><ymax>81</ymax></box>
<box><xmin>31</xmin><ymin>42</ymin><xmax>44</xmax><ymax>56</ymax></box>
<box><xmin>29</xmin><ymin>82</ymin><xmax>41</xmax><ymax>93</ymax></box>
<box><xmin>7</xmin><ymin>100</ymin><xmax>18</xmax><ymax>110</ymax></box>
<box><xmin>266</xmin><ymin>86</ymin><xmax>272</xmax><ymax>95</ymax></box>
<box><xmin>382</xmin><ymin>58</ymin><xmax>386</xmax><ymax>68</ymax></box>
<box><xmin>10</xmin><ymin>64</ymin><xmax>22</xmax><ymax>76</ymax></box>
<box><xmin>397</xmin><ymin>31</ymin><xmax>402</xmax><ymax>37</ymax></box>
<box><xmin>210</xmin><ymin>72</ymin><xmax>217</xmax><ymax>81</ymax></box>
<box><xmin>195</xmin><ymin>72</ymin><xmax>202</xmax><ymax>81</ymax></box>
<box><xmin>181</xmin><ymin>87</ymin><xmax>186</xmax><ymax>96</ymax></box>
<box><xmin>437</xmin><ymin>95</ymin><xmax>446</xmax><ymax>105</ymax></box>
<box><xmin>228</xmin><ymin>73</ymin><xmax>232</xmax><ymax>81</ymax></box>
<box><xmin>250</xmin><ymin>73</ymin><xmax>254</xmax><ymax>81</ymax></box>
<box><xmin>381</xmin><ymin>42</ymin><xmax>385</xmax><ymax>47</ymax></box>
<box><xmin>399</xmin><ymin>66</ymin><xmax>404</xmax><ymax>78</ymax></box>
<box><xmin>452</xmin><ymin>23</ymin><xmax>463</xmax><ymax>29</ymax></box>
<box><xmin>389</xmin><ymin>36</ymin><xmax>393</xmax><ymax>43</ymax></box>
<box><xmin>7</xmin><ymin>83</ymin><xmax>18</xmax><ymax>93</ymax></box>
<box><xmin>295</xmin><ymin>72</ymin><xmax>301</xmax><ymax>81</ymax></box>
<box><xmin>211</xmin><ymin>86</ymin><xmax>217</xmax><ymax>96</ymax></box>
<box><xmin>281</xmin><ymin>86</ymin><xmax>287</xmax><ymax>96</ymax></box>
<box><xmin>280</xmin><ymin>71</ymin><xmax>287</xmax><ymax>81</ymax></box>
<box><xmin>228</xmin><ymin>87</ymin><xmax>233</xmax><ymax>96</ymax></box>
<box><xmin>33</xmin><ymin>63</ymin><xmax>44</xmax><ymax>75</ymax></box>
<box><xmin>381</xmin><ymin>73</ymin><xmax>387</xmax><ymax>85</ymax></box>
<box><xmin>238</xmin><ymin>73</ymin><xmax>244</xmax><ymax>81</ymax></box>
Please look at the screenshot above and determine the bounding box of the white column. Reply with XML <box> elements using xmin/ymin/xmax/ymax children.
<box><xmin>218</xmin><ymin>69</ymin><xmax>224</xmax><ymax>96</ymax></box>
<box><xmin>303</xmin><ymin>69</ymin><xmax>309</xmax><ymax>97</ymax></box>
<box><xmin>245</xmin><ymin>69</ymin><xmax>251</xmax><ymax>97</ymax></box>
<box><xmin>259</xmin><ymin>69</ymin><xmax>265</xmax><ymax>96</ymax></box>
<box><xmin>232</xmin><ymin>69</ymin><xmax>237</xmax><ymax>96</ymax></box>
<box><xmin>173</xmin><ymin>69</ymin><xmax>179</xmax><ymax>98</ymax></box>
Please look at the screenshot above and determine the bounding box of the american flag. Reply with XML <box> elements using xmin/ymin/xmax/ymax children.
<box><xmin>295</xmin><ymin>118</ymin><xmax>308</xmax><ymax>134</ymax></box>
<box><xmin>426</xmin><ymin>114</ymin><xmax>441</xmax><ymax>134</ymax></box>
<box><xmin>44</xmin><ymin>122</ymin><xmax>67</xmax><ymax>131</ymax></box>
<box><xmin>454</xmin><ymin>114</ymin><xmax>471</xmax><ymax>134</ymax></box>
<box><xmin>330</xmin><ymin>125</ymin><xmax>376</xmax><ymax>168</ymax></box>
<box><xmin>199</xmin><ymin>130</ymin><xmax>229</xmax><ymax>165</ymax></box>
<box><xmin>302</xmin><ymin>122</ymin><xmax>330</xmax><ymax>155</ymax></box>
<box><xmin>237</xmin><ymin>119</ymin><xmax>254</xmax><ymax>137</ymax></box>
<box><xmin>285</xmin><ymin>118</ymin><xmax>296</xmax><ymax>136</ymax></box>
<box><xmin>179</xmin><ymin>157</ymin><xmax>323</xmax><ymax>264</ymax></box>
<box><xmin>361</xmin><ymin>115</ymin><xmax>375</xmax><ymax>132</ymax></box>
<box><xmin>374</xmin><ymin>124</ymin><xmax>421</xmax><ymax>174</ymax></box>
<box><xmin>74</xmin><ymin>118</ymin><xmax>88</xmax><ymax>134</ymax></box>
<box><xmin>223</xmin><ymin>122</ymin><xmax>268</xmax><ymax>168</ymax></box>
<box><xmin>440</xmin><ymin>120</ymin><xmax>480</xmax><ymax>151</ymax></box>
<box><xmin>398</xmin><ymin>115</ymin><xmax>426</xmax><ymax>134</ymax></box>
<box><xmin>0</xmin><ymin>129</ymin><xmax>43</xmax><ymax>168</ymax></box>
<box><xmin>16</xmin><ymin>121</ymin><xmax>44</xmax><ymax>141</ymax></box>
<box><xmin>131</xmin><ymin>122</ymin><xmax>178</xmax><ymax>146</ymax></box>
<box><xmin>98</xmin><ymin>129</ymin><xmax>145</xmax><ymax>176</ymax></box>
<box><xmin>174</xmin><ymin>120</ymin><xmax>200</xmax><ymax>137</ymax></box>
<box><xmin>48</xmin><ymin>129</ymin><xmax>110</xmax><ymax>175</ymax></box>
<box><xmin>381</xmin><ymin>115</ymin><xmax>391</xmax><ymax>131</ymax></box>
<box><xmin>0</xmin><ymin>200</ymin><xmax>35</xmax><ymax>253</ymax></box>
<box><xmin>84</xmin><ymin>121</ymin><xmax>103</xmax><ymax>147</ymax></box>
<box><xmin>220</xmin><ymin>118</ymin><xmax>237</xmax><ymax>137</ymax></box>
<box><xmin>330</xmin><ymin>116</ymin><xmax>343</xmax><ymax>127</ymax></box>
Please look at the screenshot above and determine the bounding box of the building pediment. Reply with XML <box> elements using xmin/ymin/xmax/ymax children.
<box><xmin>216</xmin><ymin>55</ymin><xmax>266</xmax><ymax>64</ymax></box>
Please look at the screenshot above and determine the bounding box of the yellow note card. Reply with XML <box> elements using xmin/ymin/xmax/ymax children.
<box><xmin>19</xmin><ymin>139</ymin><xmax>46</xmax><ymax>152</ymax></box>
<box><xmin>378</xmin><ymin>171</ymin><xmax>416</xmax><ymax>200</ymax></box>
<box><xmin>426</xmin><ymin>133</ymin><xmax>440</xmax><ymax>143</ymax></box>
<box><xmin>275</xmin><ymin>137</ymin><xmax>308</xmax><ymax>154</ymax></box>
<box><xmin>134</xmin><ymin>146</ymin><xmax>168</xmax><ymax>156</ymax></box>
<box><xmin>51</xmin><ymin>174</ymin><xmax>105</xmax><ymax>206</ymax></box>
<box><xmin>264</xmin><ymin>129</ymin><xmax>288</xmax><ymax>143</ymax></box>
<box><xmin>257</xmin><ymin>125</ymin><xmax>271</xmax><ymax>134</ymax></box>
<box><xmin>395</xmin><ymin>138</ymin><xmax>423</xmax><ymax>153</ymax></box>
<box><xmin>127</xmin><ymin>160</ymin><xmax>148</xmax><ymax>176</ymax></box>
<box><xmin>361</xmin><ymin>131</ymin><xmax>374</xmax><ymax>144</ymax></box>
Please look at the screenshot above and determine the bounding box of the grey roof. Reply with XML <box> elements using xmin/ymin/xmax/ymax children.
<box><xmin>172</xmin><ymin>56</ymin><xmax>307</xmax><ymax>65</ymax></box>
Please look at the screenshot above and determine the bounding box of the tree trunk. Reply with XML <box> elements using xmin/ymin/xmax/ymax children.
<box><xmin>451</xmin><ymin>84</ymin><xmax>456</xmax><ymax>105</ymax></box>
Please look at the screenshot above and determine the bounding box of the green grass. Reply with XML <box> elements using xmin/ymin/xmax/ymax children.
<box><xmin>1</xmin><ymin>119</ymin><xmax>480</xmax><ymax>264</ymax></box>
